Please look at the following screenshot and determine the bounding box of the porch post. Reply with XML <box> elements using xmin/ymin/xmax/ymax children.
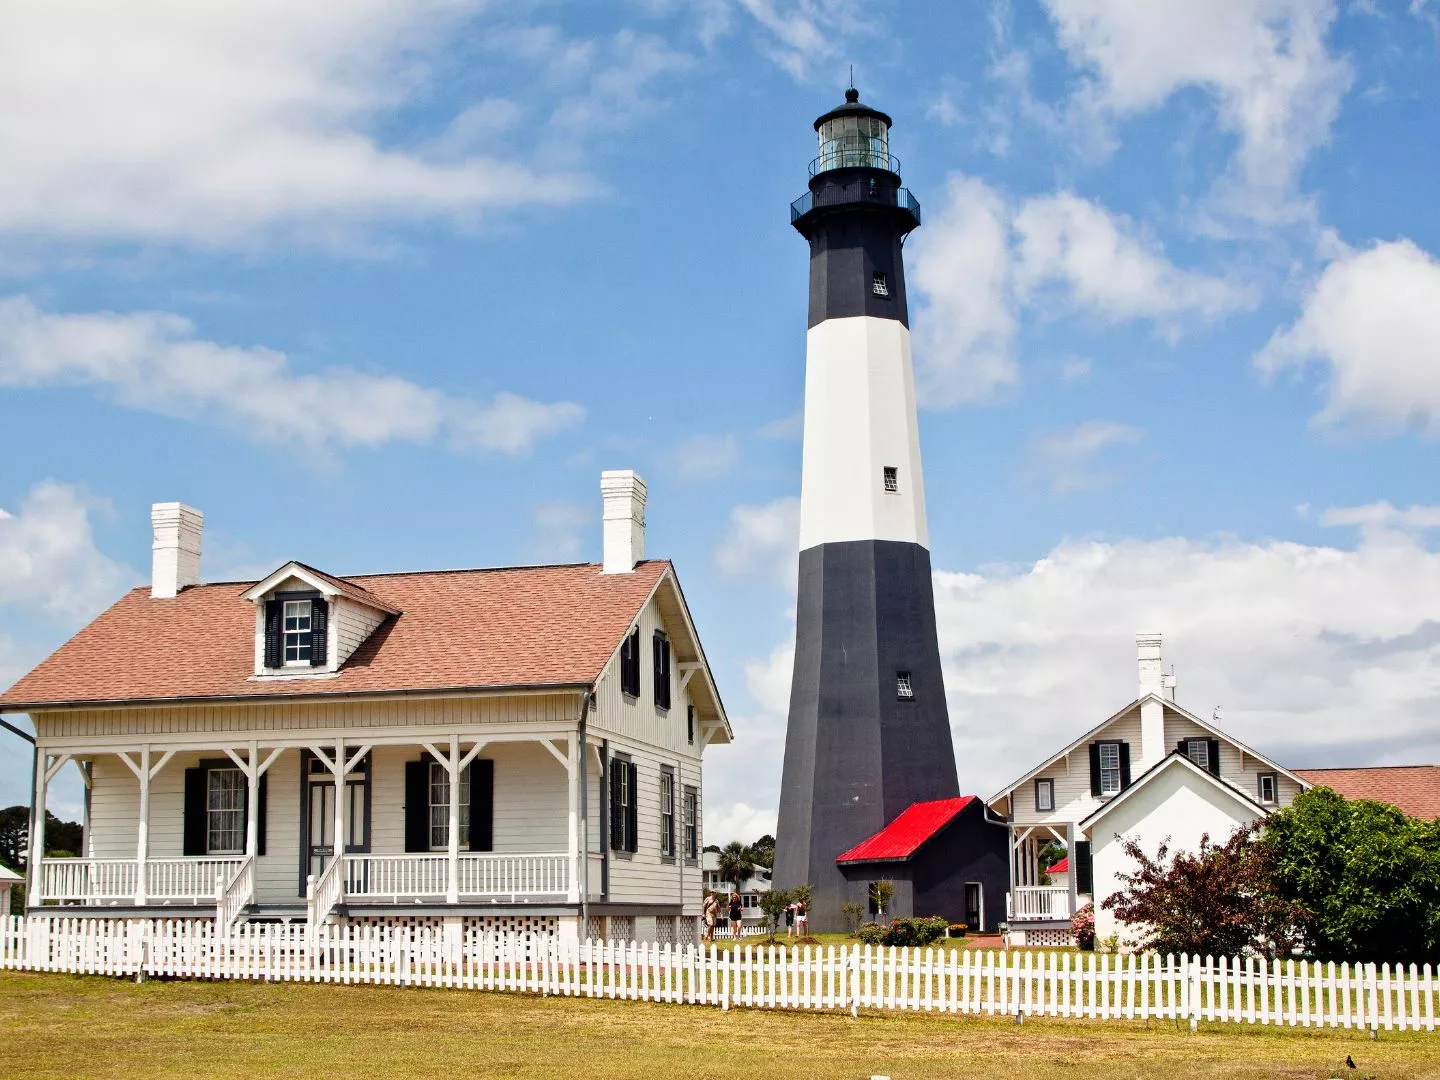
<box><xmin>28</xmin><ymin>751</ymin><xmax>47</xmax><ymax>906</ymax></box>
<box><xmin>135</xmin><ymin>746</ymin><xmax>151</xmax><ymax>905</ymax></box>
<box><xmin>446</xmin><ymin>735</ymin><xmax>460</xmax><ymax>905</ymax></box>
<box><xmin>79</xmin><ymin>761</ymin><xmax>93</xmax><ymax>858</ymax></box>
<box><xmin>1066</xmin><ymin>821</ymin><xmax>1079</xmax><ymax>917</ymax></box>
<box><xmin>566</xmin><ymin>733</ymin><xmax>579</xmax><ymax>904</ymax></box>
<box><xmin>246</xmin><ymin>740</ymin><xmax>260</xmax><ymax>858</ymax></box>
<box><xmin>333</xmin><ymin>736</ymin><xmax>346</xmax><ymax>880</ymax></box>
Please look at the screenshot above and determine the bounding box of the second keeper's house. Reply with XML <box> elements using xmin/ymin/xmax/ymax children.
<box><xmin>1</xmin><ymin>471</ymin><xmax>731</xmax><ymax>944</ymax></box>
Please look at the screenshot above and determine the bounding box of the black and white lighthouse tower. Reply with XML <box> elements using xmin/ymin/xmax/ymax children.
<box><xmin>773</xmin><ymin>89</ymin><xmax>960</xmax><ymax>931</ymax></box>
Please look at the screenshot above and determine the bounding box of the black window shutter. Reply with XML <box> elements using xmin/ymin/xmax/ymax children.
<box><xmin>1119</xmin><ymin>742</ymin><xmax>1132</xmax><ymax>789</ymax></box>
<box><xmin>1088</xmin><ymin>743</ymin><xmax>1102</xmax><ymax>797</ymax></box>
<box><xmin>1074</xmin><ymin>841</ymin><xmax>1093</xmax><ymax>894</ymax></box>
<box><xmin>257</xmin><ymin>773</ymin><xmax>268</xmax><ymax>857</ymax></box>
<box><xmin>404</xmin><ymin>760</ymin><xmax>429</xmax><ymax>853</ymax></box>
<box><xmin>309</xmin><ymin>598</ymin><xmax>328</xmax><ymax>667</ymax></box>
<box><xmin>609</xmin><ymin>760</ymin><xmax>624</xmax><ymax>850</ymax></box>
<box><xmin>626</xmin><ymin>761</ymin><xmax>639</xmax><ymax>853</ymax></box>
<box><xmin>183</xmin><ymin>767</ymin><xmax>207</xmax><ymax>856</ymax></box>
<box><xmin>470</xmin><ymin>759</ymin><xmax>494</xmax><ymax>852</ymax></box>
<box><xmin>263</xmin><ymin>600</ymin><xmax>283</xmax><ymax>668</ymax></box>
<box><xmin>1206</xmin><ymin>738</ymin><xmax>1222</xmax><ymax>777</ymax></box>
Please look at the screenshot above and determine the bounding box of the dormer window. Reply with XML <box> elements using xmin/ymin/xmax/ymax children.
<box><xmin>283</xmin><ymin>600</ymin><xmax>313</xmax><ymax>665</ymax></box>
<box><xmin>262</xmin><ymin>595</ymin><xmax>328</xmax><ymax>670</ymax></box>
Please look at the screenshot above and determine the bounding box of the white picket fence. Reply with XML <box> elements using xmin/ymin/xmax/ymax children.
<box><xmin>1</xmin><ymin>916</ymin><xmax>1435</xmax><ymax>1032</ymax></box>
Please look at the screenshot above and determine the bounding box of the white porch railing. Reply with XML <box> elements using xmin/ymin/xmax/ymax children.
<box><xmin>1008</xmin><ymin>885</ymin><xmax>1072</xmax><ymax>921</ymax></box>
<box><xmin>216</xmin><ymin>857</ymin><xmax>254</xmax><ymax>927</ymax></box>
<box><xmin>339</xmin><ymin>852</ymin><xmax>571</xmax><ymax>904</ymax></box>
<box><xmin>307</xmin><ymin>855</ymin><xmax>345</xmax><ymax>925</ymax></box>
<box><xmin>39</xmin><ymin>858</ymin><xmax>248</xmax><ymax>906</ymax></box>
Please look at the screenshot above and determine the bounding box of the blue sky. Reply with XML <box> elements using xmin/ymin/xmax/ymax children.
<box><xmin>1</xmin><ymin>0</ymin><xmax>1438</xmax><ymax>843</ymax></box>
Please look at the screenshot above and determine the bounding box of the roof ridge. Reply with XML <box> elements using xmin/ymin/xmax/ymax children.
<box><xmin>1298</xmin><ymin>763</ymin><xmax>1440</xmax><ymax>773</ymax></box>
<box><xmin>120</xmin><ymin>559</ymin><xmax>672</xmax><ymax>592</ymax></box>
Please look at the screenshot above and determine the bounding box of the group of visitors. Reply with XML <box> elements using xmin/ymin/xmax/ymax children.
<box><xmin>701</xmin><ymin>890</ymin><xmax>743</xmax><ymax>942</ymax></box>
<box><xmin>699</xmin><ymin>890</ymin><xmax>808</xmax><ymax>941</ymax></box>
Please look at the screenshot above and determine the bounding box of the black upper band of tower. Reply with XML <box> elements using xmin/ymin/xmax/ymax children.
<box><xmin>792</xmin><ymin>91</ymin><xmax>920</xmax><ymax>329</ymax></box>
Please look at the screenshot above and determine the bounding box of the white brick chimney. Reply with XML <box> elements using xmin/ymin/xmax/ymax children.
<box><xmin>151</xmin><ymin>502</ymin><xmax>203</xmax><ymax>598</ymax></box>
<box><xmin>601</xmin><ymin>470</ymin><xmax>646</xmax><ymax>574</ymax></box>
<box><xmin>1136</xmin><ymin>633</ymin><xmax>1165</xmax><ymax>770</ymax></box>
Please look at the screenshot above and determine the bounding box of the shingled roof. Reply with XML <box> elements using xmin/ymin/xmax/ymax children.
<box><xmin>1296</xmin><ymin>765</ymin><xmax>1440</xmax><ymax>821</ymax></box>
<box><xmin>0</xmin><ymin>560</ymin><xmax>672</xmax><ymax>710</ymax></box>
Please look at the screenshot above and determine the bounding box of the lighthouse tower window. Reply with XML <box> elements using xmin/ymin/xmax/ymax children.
<box><xmin>883</xmin><ymin>466</ymin><xmax>899</xmax><ymax>493</ymax></box>
<box><xmin>896</xmin><ymin>671</ymin><xmax>914</xmax><ymax>699</ymax></box>
<box><xmin>872</xmin><ymin>271</ymin><xmax>889</xmax><ymax>296</ymax></box>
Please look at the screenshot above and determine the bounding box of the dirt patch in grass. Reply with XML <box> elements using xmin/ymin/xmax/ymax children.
<box><xmin>1</xmin><ymin>971</ymin><xmax>1435</xmax><ymax>1080</ymax></box>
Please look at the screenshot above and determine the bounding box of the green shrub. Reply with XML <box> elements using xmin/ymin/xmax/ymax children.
<box><xmin>867</xmin><ymin>915</ymin><xmax>948</xmax><ymax>947</ymax></box>
<box><xmin>857</xmin><ymin>922</ymin><xmax>886</xmax><ymax>945</ymax></box>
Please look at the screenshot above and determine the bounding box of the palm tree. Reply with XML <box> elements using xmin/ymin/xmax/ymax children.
<box><xmin>716</xmin><ymin>840</ymin><xmax>756</xmax><ymax>891</ymax></box>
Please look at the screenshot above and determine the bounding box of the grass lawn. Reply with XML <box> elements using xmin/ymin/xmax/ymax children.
<box><xmin>2</xmin><ymin>971</ymin><xmax>1436</xmax><ymax>1080</ymax></box>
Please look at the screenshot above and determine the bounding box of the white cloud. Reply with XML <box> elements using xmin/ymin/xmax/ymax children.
<box><xmin>1027</xmin><ymin>420</ymin><xmax>1145</xmax><ymax>492</ymax></box>
<box><xmin>0</xmin><ymin>481</ymin><xmax>134</xmax><ymax>623</ymax></box>
<box><xmin>674</xmin><ymin>433</ymin><xmax>740</xmax><ymax>481</ymax></box>
<box><xmin>909</xmin><ymin>177</ymin><xmax>1249</xmax><ymax>406</ymax></box>
<box><xmin>1256</xmin><ymin>239</ymin><xmax>1440</xmax><ymax>435</ymax></box>
<box><xmin>702</xmin><ymin>640</ymin><xmax>793</xmax><ymax>846</ymax></box>
<box><xmin>934</xmin><ymin>520</ymin><xmax>1440</xmax><ymax>797</ymax></box>
<box><xmin>530</xmin><ymin>501</ymin><xmax>593</xmax><ymax>562</ymax></box>
<box><xmin>0</xmin><ymin>1</ymin><xmax>592</xmax><ymax>248</ymax></box>
<box><xmin>1013</xmin><ymin>193</ymin><xmax>1255</xmax><ymax>321</ymax></box>
<box><xmin>909</xmin><ymin>176</ymin><xmax>1019</xmax><ymax>407</ymax></box>
<box><xmin>714</xmin><ymin>497</ymin><xmax>800</xmax><ymax>582</ymax></box>
<box><xmin>0</xmin><ymin>297</ymin><xmax>583</xmax><ymax>455</ymax></box>
<box><xmin>733</xmin><ymin>0</ymin><xmax>869</xmax><ymax>81</ymax></box>
<box><xmin>1319</xmin><ymin>501</ymin><xmax>1440</xmax><ymax>535</ymax></box>
<box><xmin>1042</xmin><ymin>0</ymin><xmax>1352</xmax><ymax>219</ymax></box>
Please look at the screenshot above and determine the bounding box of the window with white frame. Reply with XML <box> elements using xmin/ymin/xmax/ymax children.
<box><xmin>282</xmin><ymin>599</ymin><xmax>312</xmax><ymax>665</ymax></box>
<box><xmin>1258</xmin><ymin>772</ymin><xmax>1278</xmax><ymax>805</ymax></box>
<box><xmin>206</xmin><ymin>768</ymin><xmax>245</xmax><ymax>854</ymax></box>
<box><xmin>1035</xmin><ymin>777</ymin><xmax>1054</xmax><ymax>813</ymax></box>
<box><xmin>428</xmin><ymin>761</ymin><xmax>470</xmax><ymax>850</ymax></box>
<box><xmin>896</xmin><ymin>671</ymin><xmax>914</xmax><ymax>699</ymax></box>
<box><xmin>683</xmin><ymin>785</ymin><xmax>698</xmax><ymax>860</ymax></box>
<box><xmin>1098</xmin><ymin>742</ymin><xmax>1122</xmax><ymax>796</ymax></box>
<box><xmin>1184</xmin><ymin>739</ymin><xmax>1210</xmax><ymax>770</ymax></box>
<box><xmin>660</xmin><ymin>768</ymin><xmax>675</xmax><ymax>858</ymax></box>
<box><xmin>872</xmin><ymin>271</ymin><xmax>889</xmax><ymax>296</ymax></box>
<box><xmin>883</xmin><ymin>466</ymin><xmax>899</xmax><ymax>493</ymax></box>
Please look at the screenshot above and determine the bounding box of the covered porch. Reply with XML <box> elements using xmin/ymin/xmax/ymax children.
<box><xmin>1006</xmin><ymin>822</ymin><xmax>1086</xmax><ymax>926</ymax></box>
<box><xmin>29</xmin><ymin>728</ymin><xmax>607</xmax><ymax>925</ymax></box>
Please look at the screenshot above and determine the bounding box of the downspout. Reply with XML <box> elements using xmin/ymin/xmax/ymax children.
<box><xmin>577</xmin><ymin>688</ymin><xmax>593</xmax><ymax>936</ymax></box>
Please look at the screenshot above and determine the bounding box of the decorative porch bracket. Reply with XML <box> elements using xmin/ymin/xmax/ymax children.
<box><xmin>116</xmin><ymin>748</ymin><xmax>176</xmax><ymax>904</ymax></box>
<box><xmin>422</xmin><ymin>738</ymin><xmax>489</xmax><ymax>904</ymax></box>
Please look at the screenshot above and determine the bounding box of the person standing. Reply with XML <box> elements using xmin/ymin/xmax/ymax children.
<box><xmin>784</xmin><ymin>901</ymin><xmax>796</xmax><ymax>938</ymax></box>
<box><xmin>702</xmin><ymin>892</ymin><xmax>718</xmax><ymax>942</ymax></box>
<box><xmin>728</xmin><ymin>891</ymin><xmax>744</xmax><ymax>939</ymax></box>
<box><xmin>794</xmin><ymin>897</ymin><xmax>808</xmax><ymax>938</ymax></box>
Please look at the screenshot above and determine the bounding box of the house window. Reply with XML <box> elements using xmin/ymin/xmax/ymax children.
<box><xmin>428</xmin><ymin>762</ymin><xmax>470</xmax><ymax>850</ymax></box>
<box><xmin>620</xmin><ymin>627</ymin><xmax>641</xmax><ymax>698</ymax></box>
<box><xmin>206</xmin><ymin>768</ymin><xmax>245</xmax><ymax>854</ymax></box>
<box><xmin>883</xmin><ymin>466</ymin><xmax>899</xmax><ymax>493</ymax></box>
<box><xmin>1258</xmin><ymin>772</ymin><xmax>1278</xmax><ymax>805</ymax></box>
<box><xmin>609</xmin><ymin>757</ymin><xmax>638</xmax><ymax>853</ymax></box>
<box><xmin>653</xmin><ymin>632</ymin><xmax>672</xmax><ymax>711</ymax></box>
<box><xmin>660</xmin><ymin>767</ymin><xmax>675</xmax><ymax>858</ymax></box>
<box><xmin>1098</xmin><ymin>742</ymin><xmax>1122</xmax><ymax>796</ymax></box>
<box><xmin>872</xmin><ymin>271</ymin><xmax>889</xmax><ymax>296</ymax></box>
<box><xmin>282</xmin><ymin>599</ymin><xmax>312</xmax><ymax>665</ymax></box>
<box><xmin>687</xmin><ymin>705</ymin><xmax>695</xmax><ymax>746</ymax></box>
<box><xmin>896</xmin><ymin>671</ymin><xmax>913</xmax><ymax>699</ymax></box>
<box><xmin>1035</xmin><ymin>777</ymin><xmax>1054</xmax><ymax>813</ymax></box>
<box><xmin>683</xmin><ymin>786</ymin><xmax>698</xmax><ymax>860</ymax></box>
<box><xmin>1184</xmin><ymin>738</ymin><xmax>1209</xmax><ymax>770</ymax></box>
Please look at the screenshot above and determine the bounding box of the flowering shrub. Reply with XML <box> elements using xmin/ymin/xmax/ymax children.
<box><xmin>947</xmin><ymin>923</ymin><xmax>968</xmax><ymax>938</ymax></box>
<box><xmin>1071</xmin><ymin>903</ymin><xmax>1096</xmax><ymax>950</ymax></box>
<box><xmin>857</xmin><ymin>922</ymin><xmax>886</xmax><ymax>945</ymax></box>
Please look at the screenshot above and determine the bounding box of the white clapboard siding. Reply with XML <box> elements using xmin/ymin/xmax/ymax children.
<box><xmin>333</xmin><ymin>597</ymin><xmax>387</xmax><ymax>667</ymax></box>
<box><xmin>2</xmin><ymin>917</ymin><xmax>1435</xmax><ymax>1032</ymax></box>
<box><xmin>1011</xmin><ymin>708</ymin><xmax>1145</xmax><ymax>826</ymax></box>
<box><xmin>1163</xmin><ymin>714</ymin><xmax>1303</xmax><ymax>808</ymax></box>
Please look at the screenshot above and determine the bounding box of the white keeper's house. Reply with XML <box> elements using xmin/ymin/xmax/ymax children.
<box><xmin>0</xmin><ymin>471</ymin><xmax>731</xmax><ymax>944</ymax></box>
<box><xmin>988</xmin><ymin>634</ymin><xmax>1311</xmax><ymax>946</ymax></box>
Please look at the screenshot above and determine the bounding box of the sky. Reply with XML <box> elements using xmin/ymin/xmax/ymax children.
<box><xmin>1</xmin><ymin>0</ymin><xmax>1437</xmax><ymax>845</ymax></box>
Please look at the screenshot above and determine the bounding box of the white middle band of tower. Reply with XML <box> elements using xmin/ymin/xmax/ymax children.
<box><xmin>798</xmin><ymin>315</ymin><xmax>930</xmax><ymax>552</ymax></box>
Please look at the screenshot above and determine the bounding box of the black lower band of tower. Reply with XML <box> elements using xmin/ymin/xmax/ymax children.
<box><xmin>773</xmin><ymin>539</ymin><xmax>960</xmax><ymax>933</ymax></box>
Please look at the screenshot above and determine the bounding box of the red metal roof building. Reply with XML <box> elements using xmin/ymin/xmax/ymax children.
<box><xmin>835</xmin><ymin>797</ymin><xmax>976</xmax><ymax>864</ymax></box>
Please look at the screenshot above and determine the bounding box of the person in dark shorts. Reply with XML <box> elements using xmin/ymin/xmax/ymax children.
<box><xmin>728</xmin><ymin>891</ymin><xmax>743</xmax><ymax>938</ymax></box>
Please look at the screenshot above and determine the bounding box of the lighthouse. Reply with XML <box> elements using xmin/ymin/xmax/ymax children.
<box><xmin>773</xmin><ymin>89</ymin><xmax>960</xmax><ymax>931</ymax></box>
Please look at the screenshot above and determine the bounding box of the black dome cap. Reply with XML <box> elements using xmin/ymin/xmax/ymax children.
<box><xmin>813</xmin><ymin>88</ymin><xmax>893</xmax><ymax>131</ymax></box>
